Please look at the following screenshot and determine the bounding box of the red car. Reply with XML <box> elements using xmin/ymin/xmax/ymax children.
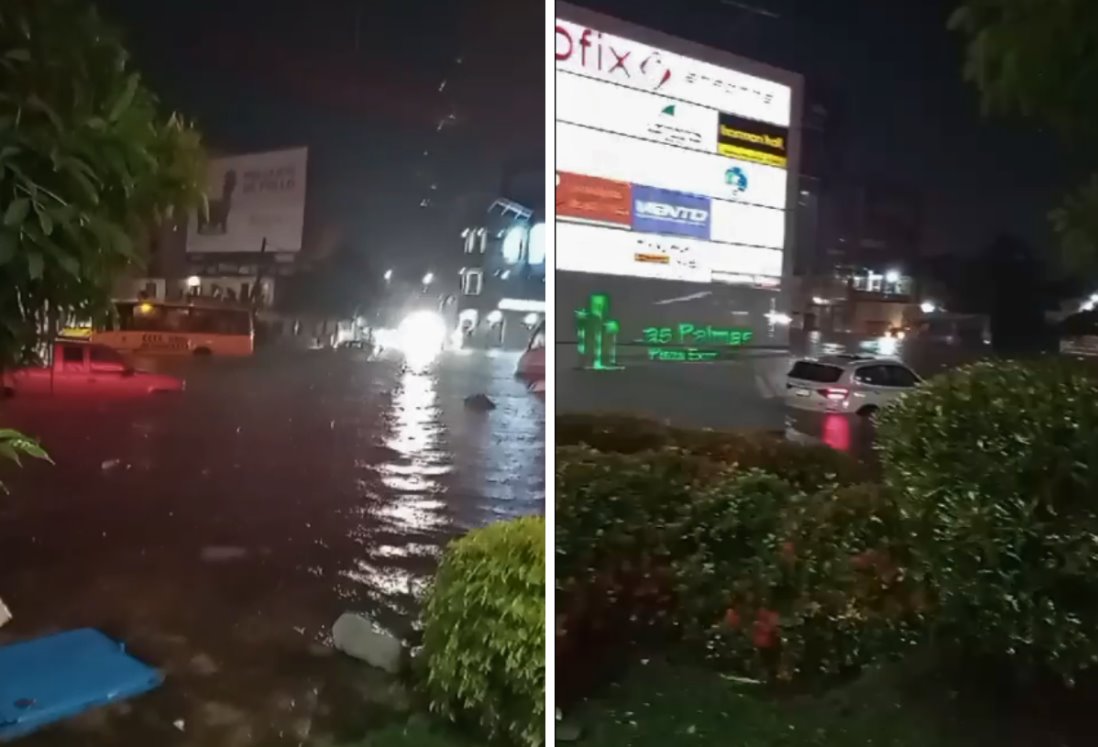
<box><xmin>516</xmin><ymin>320</ymin><xmax>546</xmax><ymax>383</ymax></box>
<box><xmin>2</xmin><ymin>341</ymin><xmax>185</xmax><ymax>398</ymax></box>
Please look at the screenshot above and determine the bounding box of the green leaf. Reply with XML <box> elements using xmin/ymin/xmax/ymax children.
<box><xmin>4</xmin><ymin>48</ymin><xmax>29</xmax><ymax>62</ymax></box>
<box><xmin>0</xmin><ymin>232</ymin><xmax>14</xmax><ymax>265</ymax></box>
<box><xmin>109</xmin><ymin>73</ymin><xmax>139</xmax><ymax>123</ymax></box>
<box><xmin>3</xmin><ymin>198</ymin><xmax>29</xmax><ymax>227</ymax></box>
<box><xmin>26</xmin><ymin>250</ymin><xmax>43</xmax><ymax>279</ymax></box>
<box><xmin>36</xmin><ymin>205</ymin><xmax>53</xmax><ymax>236</ymax></box>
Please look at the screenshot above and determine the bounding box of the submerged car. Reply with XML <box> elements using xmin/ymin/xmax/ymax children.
<box><xmin>2</xmin><ymin>341</ymin><xmax>185</xmax><ymax>398</ymax></box>
<box><xmin>785</xmin><ymin>355</ymin><xmax>920</xmax><ymax>417</ymax></box>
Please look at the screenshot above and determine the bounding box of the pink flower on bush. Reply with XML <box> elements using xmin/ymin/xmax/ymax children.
<box><xmin>753</xmin><ymin>608</ymin><xmax>781</xmax><ymax>649</ymax></box>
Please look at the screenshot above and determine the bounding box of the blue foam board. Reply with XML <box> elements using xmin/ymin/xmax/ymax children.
<box><xmin>0</xmin><ymin>628</ymin><xmax>163</xmax><ymax>741</ymax></box>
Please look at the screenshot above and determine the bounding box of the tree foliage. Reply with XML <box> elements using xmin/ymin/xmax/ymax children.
<box><xmin>951</xmin><ymin>0</ymin><xmax>1098</xmax><ymax>280</ymax></box>
<box><xmin>0</xmin><ymin>0</ymin><xmax>206</xmax><ymax>366</ymax></box>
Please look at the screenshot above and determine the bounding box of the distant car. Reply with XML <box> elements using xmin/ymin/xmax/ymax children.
<box><xmin>337</xmin><ymin>339</ymin><xmax>369</xmax><ymax>351</ymax></box>
<box><xmin>516</xmin><ymin>320</ymin><xmax>545</xmax><ymax>382</ymax></box>
<box><xmin>1</xmin><ymin>341</ymin><xmax>185</xmax><ymax>398</ymax></box>
<box><xmin>785</xmin><ymin>355</ymin><xmax>921</xmax><ymax>417</ymax></box>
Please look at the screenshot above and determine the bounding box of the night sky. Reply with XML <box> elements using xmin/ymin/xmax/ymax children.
<box><xmin>575</xmin><ymin>0</ymin><xmax>1081</xmax><ymax>260</ymax></box>
<box><xmin>95</xmin><ymin>0</ymin><xmax>545</xmax><ymax>283</ymax></box>
<box><xmin>98</xmin><ymin>0</ymin><xmax>1080</xmax><ymax>277</ymax></box>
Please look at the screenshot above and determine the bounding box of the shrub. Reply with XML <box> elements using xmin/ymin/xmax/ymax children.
<box><xmin>556</xmin><ymin>446</ymin><xmax>721</xmax><ymax>701</ymax></box>
<box><xmin>421</xmin><ymin>516</ymin><xmax>545</xmax><ymax>746</ymax></box>
<box><xmin>675</xmin><ymin>477</ymin><xmax>927</xmax><ymax>682</ymax></box>
<box><xmin>877</xmin><ymin>359</ymin><xmax>1098</xmax><ymax>679</ymax></box>
<box><xmin>556</xmin><ymin>414</ymin><xmax>866</xmax><ymax>489</ymax></box>
<box><xmin>556</xmin><ymin>443</ymin><xmax>923</xmax><ymax>695</ymax></box>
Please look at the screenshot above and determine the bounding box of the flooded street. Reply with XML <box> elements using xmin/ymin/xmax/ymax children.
<box><xmin>0</xmin><ymin>348</ymin><xmax>544</xmax><ymax>745</ymax></box>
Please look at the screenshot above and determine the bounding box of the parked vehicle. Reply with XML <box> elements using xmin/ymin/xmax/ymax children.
<box><xmin>785</xmin><ymin>354</ymin><xmax>921</xmax><ymax>417</ymax></box>
<box><xmin>90</xmin><ymin>300</ymin><xmax>254</xmax><ymax>356</ymax></box>
<box><xmin>516</xmin><ymin>320</ymin><xmax>545</xmax><ymax>382</ymax></box>
<box><xmin>2</xmin><ymin>341</ymin><xmax>185</xmax><ymax>398</ymax></box>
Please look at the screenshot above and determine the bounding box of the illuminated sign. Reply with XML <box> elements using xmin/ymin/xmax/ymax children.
<box><xmin>631</xmin><ymin>186</ymin><xmax>710</xmax><ymax>239</ymax></box>
<box><xmin>716</xmin><ymin>112</ymin><xmax>789</xmax><ymax>168</ymax></box>
<box><xmin>558</xmin><ymin>216</ymin><xmax>783</xmax><ymax>283</ymax></box>
<box><xmin>574</xmin><ymin>293</ymin><xmax>622</xmax><ymax>370</ymax></box>
<box><xmin>557</xmin><ymin>72</ymin><xmax>719</xmax><ymax>152</ymax></box>
<box><xmin>556</xmin><ymin>171</ymin><xmax>632</xmax><ymax>226</ymax></box>
<box><xmin>557</xmin><ymin>122</ymin><xmax>787</xmax><ymax>209</ymax></box>
<box><xmin>555</xmin><ymin>15</ymin><xmax>793</xmax><ymax>288</ymax></box>
<box><xmin>555</xmin><ymin>19</ymin><xmax>791</xmax><ymax>126</ymax></box>
<box><xmin>573</xmin><ymin>292</ymin><xmax>756</xmax><ymax>370</ymax></box>
<box><xmin>640</xmin><ymin>324</ymin><xmax>754</xmax><ymax>347</ymax></box>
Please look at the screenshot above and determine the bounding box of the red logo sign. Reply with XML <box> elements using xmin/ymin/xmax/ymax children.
<box><xmin>556</xmin><ymin>172</ymin><xmax>632</xmax><ymax>226</ymax></box>
<box><xmin>556</xmin><ymin>25</ymin><xmax>672</xmax><ymax>91</ymax></box>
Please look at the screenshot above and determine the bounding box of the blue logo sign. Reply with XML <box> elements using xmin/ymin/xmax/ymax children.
<box><xmin>631</xmin><ymin>185</ymin><xmax>711</xmax><ymax>240</ymax></box>
<box><xmin>725</xmin><ymin>166</ymin><xmax>748</xmax><ymax>196</ymax></box>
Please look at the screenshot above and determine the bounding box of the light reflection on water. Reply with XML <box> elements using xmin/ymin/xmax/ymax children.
<box><xmin>341</xmin><ymin>364</ymin><xmax>452</xmax><ymax>612</ymax></box>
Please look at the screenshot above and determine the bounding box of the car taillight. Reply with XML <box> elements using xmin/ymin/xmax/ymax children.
<box><xmin>820</xmin><ymin>387</ymin><xmax>848</xmax><ymax>401</ymax></box>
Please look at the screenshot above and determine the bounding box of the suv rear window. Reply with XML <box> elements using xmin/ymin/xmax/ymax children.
<box><xmin>789</xmin><ymin>361</ymin><xmax>843</xmax><ymax>383</ymax></box>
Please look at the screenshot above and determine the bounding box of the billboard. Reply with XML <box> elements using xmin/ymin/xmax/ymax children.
<box><xmin>557</xmin><ymin>123</ymin><xmax>787</xmax><ymax>209</ymax></box>
<box><xmin>186</xmin><ymin>147</ymin><xmax>308</xmax><ymax>254</ymax></box>
<box><xmin>555</xmin><ymin>13</ymin><xmax>793</xmax><ymax>285</ymax></box>
<box><xmin>555</xmin><ymin>18</ymin><xmax>791</xmax><ymax>126</ymax></box>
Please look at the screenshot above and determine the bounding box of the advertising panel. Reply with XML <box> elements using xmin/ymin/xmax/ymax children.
<box><xmin>709</xmin><ymin>200</ymin><xmax>785</xmax><ymax>248</ymax></box>
<box><xmin>557</xmin><ymin>122</ymin><xmax>787</xmax><ymax>209</ymax></box>
<box><xmin>716</xmin><ymin>111</ymin><xmax>789</xmax><ymax>168</ymax></box>
<box><xmin>186</xmin><ymin>147</ymin><xmax>308</xmax><ymax>254</ymax></box>
<box><xmin>557</xmin><ymin>71</ymin><xmax>719</xmax><ymax>152</ymax></box>
<box><xmin>631</xmin><ymin>185</ymin><xmax>711</xmax><ymax>239</ymax></box>
<box><xmin>555</xmin><ymin>18</ymin><xmax>791</xmax><ymax>126</ymax></box>
<box><xmin>556</xmin><ymin>171</ymin><xmax>632</xmax><ymax>226</ymax></box>
<box><xmin>557</xmin><ymin>222</ymin><xmax>782</xmax><ymax>283</ymax></box>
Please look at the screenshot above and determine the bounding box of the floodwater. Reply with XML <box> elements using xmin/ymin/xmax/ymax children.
<box><xmin>0</xmin><ymin>348</ymin><xmax>544</xmax><ymax>745</ymax></box>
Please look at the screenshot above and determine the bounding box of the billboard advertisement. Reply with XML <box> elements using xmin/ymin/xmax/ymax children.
<box><xmin>556</xmin><ymin>171</ymin><xmax>632</xmax><ymax>227</ymax></box>
<box><xmin>186</xmin><ymin>147</ymin><xmax>308</xmax><ymax>254</ymax></box>
<box><xmin>555</xmin><ymin>18</ymin><xmax>791</xmax><ymax>126</ymax></box>
<box><xmin>557</xmin><ymin>122</ymin><xmax>787</xmax><ymax>209</ymax></box>
<box><xmin>556</xmin><ymin>9</ymin><xmax>794</xmax><ymax>289</ymax></box>
<box><xmin>557</xmin><ymin>222</ymin><xmax>783</xmax><ymax>283</ymax></box>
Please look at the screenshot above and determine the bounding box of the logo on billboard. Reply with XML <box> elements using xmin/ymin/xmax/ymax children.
<box><xmin>646</xmin><ymin>103</ymin><xmax>703</xmax><ymax>148</ymax></box>
<box><xmin>556</xmin><ymin>171</ymin><xmax>632</xmax><ymax>226</ymax></box>
<box><xmin>632</xmin><ymin>185</ymin><xmax>710</xmax><ymax>239</ymax></box>
<box><xmin>724</xmin><ymin>166</ymin><xmax>748</xmax><ymax>197</ymax></box>
<box><xmin>556</xmin><ymin>25</ymin><xmax>671</xmax><ymax>91</ymax></box>
<box><xmin>716</xmin><ymin>112</ymin><xmax>788</xmax><ymax>168</ymax></box>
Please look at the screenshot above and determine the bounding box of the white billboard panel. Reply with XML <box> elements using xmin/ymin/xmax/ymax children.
<box><xmin>710</xmin><ymin>200</ymin><xmax>785</xmax><ymax>248</ymax></box>
<box><xmin>555</xmin><ymin>18</ymin><xmax>791</xmax><ymax>126</ymax></box>
<box><xmin>556</xmin><ymin>123</ymin><xmax>787</xmax><ymax>209</ymax></box>
<box><xmin>557</xmin><ymin>71</ymin><xmax>719</xmax><ymax>152</ymax></box>
<box><xmin>187</xmin><ymin>147</ymin><xmax>308</xmax><ymax>254</ymax></box>
<box><xmin>557</xmin><ymin>221</ymin><xmax>783</xmax><ymax>282</ymax></box>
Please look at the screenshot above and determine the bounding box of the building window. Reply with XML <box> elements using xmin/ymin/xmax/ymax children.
<box><xmin>461</xmin><ymin>269</ymin><xmax>483</xmax><ymax>296</ymax></box>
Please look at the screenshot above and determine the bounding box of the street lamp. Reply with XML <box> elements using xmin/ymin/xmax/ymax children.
<box><xmin>920</xmin><ymin>300</ymin><xmax>938</xmax><ymax>314</ymax></box>
<box><xmin>422</xmin><ymin>272</ymin><xmax>434</xmax><ymax>286</ymax></box>
<box><xmin>884</xmin><ymin>269</ymin><xmax>901</xmax><ymax>284</ymax></box>
<box><xmin>383</xmin><ymin>269</ymin><xmax>393</xmax><ymax>282</ymax></box>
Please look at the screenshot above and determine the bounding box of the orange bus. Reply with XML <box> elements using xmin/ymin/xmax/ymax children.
<box><xmin>89</xmin><ymin>300</ymin><xmax>255</xmax><ymax>356</ymax></box>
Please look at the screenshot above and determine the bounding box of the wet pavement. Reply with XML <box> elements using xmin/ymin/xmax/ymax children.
<box><xmin>0</xmin><ymin>348</ymin><xmax>544</xmax><ymax>745</ymax></box>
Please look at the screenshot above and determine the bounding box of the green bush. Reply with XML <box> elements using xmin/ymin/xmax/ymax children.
<box><xmin>675</xmin><ymin>477</ymin><xmax>926</xmax><ymax>682</ymax></box>
<box><xmin>556</xmin><ymin>443</ymin><xmax>923</xmax><ymax>695</ymax></box>
<box><xmin>421</xmin><ymin>516</ymin><xmax>545</xmax><ymax>746</ymax></box>
<box><xmin>556</xmin><ymin>414</ymin><xmax>866</xmax><ymax>489</ymax></box>
<box><xmin>877</xmin><ymin>359</ymin><xmax>1098</xmax><ymax>679</ymax></box>
<box><xmin>556</xmin><ymin>446</ymin><xmax>719</xmax><ymax>700</ymax></box>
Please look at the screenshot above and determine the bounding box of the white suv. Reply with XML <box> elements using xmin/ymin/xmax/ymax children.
<box><xmin>785</xmin><ymin>355</ymin><xmax>922</xmax><ymax>417</ymax></box>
